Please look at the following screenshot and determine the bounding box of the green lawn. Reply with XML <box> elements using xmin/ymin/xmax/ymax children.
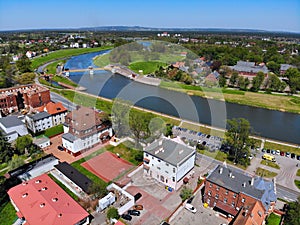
<box><xmin>38</xmin><ymin>77</ymin><xmax>63</xmax><ymax>89</ymax></box>
<box><xmin>71</xmin><ymin>148</ymin><xmax>107</xmax><ymax>187</ymax></box>
<box><xmin>297</xmin><ymin>169</ymin><xmax>300</xmax><ymax>177</ymax></box>
<box><xmin>52</xmin><ymin>75</ymin><xmax>78</xmax><ymax>87</ymax></box>
<box><xmin>43</xmin><ymin>124</ymin><xmax>64</xmax><ymax>137</ymax></box>
<box><xmin>295</xmin><ymin>180</ymin><xmax>300</xmax><ymax>190</ymax></box>
<box><xmin>44</xmin><ymin>59</ymin><xmax>66</xmax><ymax>74</ymax></box>
<box><xmin>31</xmin><ymin>46</ymin><xmax>112</xmax><ymax>69</ymax></box>
<box><xmin>264</xmin><ymin>142</ymin><xmax>300</xmax><ymax>155</ymax></box>
<box><xmin>128</xmin><ymin>61</ymin><xmax>167</xmax><ymax>74</ymax></box>
<box><xmin>255</xmin><ymin>167</ymin><xmax>278</xmax><ymax>178</ymax></box>
<box><xmin>266</xmin><ymin>213</ymin><xmax>281</xmax><ymax>225</ymax></box>
<box><xmin>0</xmin><ymin>202</ymin><xmax>17</xmax><ymax>225</ymax></box>
<box><xmin>260</xmin><ymin>160</ymin><xmax>280</xmax><ymax>169</ymax></box>
<box><xmin>106</xmin><ymin>142</ymin><xmax>143</xmax><ymax>166</ymax></box>
<box><xmin>47</xmin><ymin>174</ymin><xmax>79</xmax><ymax>201</ymax></box>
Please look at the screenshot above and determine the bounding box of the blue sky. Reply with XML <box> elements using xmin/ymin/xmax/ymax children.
<box><xmin>0</xmin><ymin>0</ymin><xmax>299</xmax><ymax>32</ymax></box>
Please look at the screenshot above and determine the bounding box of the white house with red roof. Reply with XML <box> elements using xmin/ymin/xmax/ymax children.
<box><xmin>36</xmin><ymin>102</ymin><xmax>68</xmax><ymax>126</ymax></box>
<box><xmin>7</xmin><ymin>174</ymin><xmax>90</xmax><ymax>225</ymax></box>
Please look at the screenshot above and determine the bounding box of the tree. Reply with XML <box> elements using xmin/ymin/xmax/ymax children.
<box><xmin>284</xmin><ymin>196</ymin><xmax>300</xmax><ymax>225</ymax></box>
<box><xmin>88</xmin><ymin>182</ymin><xmax>107</xmax><ymax>198</ymax></box>
<box><xmin>211</xmin><ymin>60</ymin><xmax>222</xmax><ymax>71</ymax></box>
<box><xmin>0</xmin><ymin>131</ymin><xmax>13</xmax><ymax>163</ymax></box>
<box><xmin>129</xmin><ymin>111</ymin><xmax>150</xmax><ymax>147</ymax></box>
<box><xmin>285</xmin><ymin>68</ymin><xmax>300</xmax><ymax>94</ymax></box>
<box><xmin>267</xmin><ymin>61</ymin><xmax>280</xmax><ymax>74</ymax></box>
<box><xmin>229</xmin><ymin>71</ymin><xmax>238</xmax><ymax>86</ymax></box>
<box><xmin>106</xmin><ymin>207</ymin><xmax>120</xmax><ymax>220</ymax></box>
<box><xmin>15</xmin><ymin>135</ymin><xmax>32</xmax><ymax>155</ymax></box>
<box><xmin>218</xmin><ymin>75</ymin><xmax>226</xmax><ymax>87</ymax></box>
<box><xmin>8</xmin><ymin>154</ymin><xmax>25</xmax><ymax>170</ymax></box>
<box><xmin>16</xmin><ymin>72</ymin><xmax>35</xmax><ymax>84</ymax></box>
<box><xmin>111</xmin><ymin>99</ymin><xmax>132</xmax><ymax>137</ymax></box>
<box><xmin>16</xmin><ymin>54</ymin><xmax>32</xmax><ymax>73</ymax></box>
<box><xmin>224</xmin><ymin>118</ymin><xmax>252</xmax><ymax>166</ymax></box>
<box><xmin>180</xmin><ymin>187</ymin><xmax>193</xmax><ymax>201</ymax></box>
<box><xmin>251</xmin><ymin>71</ymin><xmax>265</xmax><ymax>92</ymax></box>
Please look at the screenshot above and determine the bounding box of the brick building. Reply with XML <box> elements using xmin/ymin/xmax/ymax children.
<box><xmin>0</xmin><ymin>84</ymin><xmax>50</xmax><ymax>115</ymax></box>
<box><xmin>203</xmin><ymin>165</ymin><xmax>276</xmax><ymax>225</ymax></box>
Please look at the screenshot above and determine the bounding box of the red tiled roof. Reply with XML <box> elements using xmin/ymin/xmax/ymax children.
<box><xmin>115</xmin><ymin>221</ymin><xmax>125</xmax><ymax>225</ymax></box>
<box><xmin>215</xmin><ymin>201</ymin><xmax>238</xmax><ymax>216</ymax></box>
<box><xmin>7</xmin><ymin>174</ymin><xmax>89</xmax><ymax>225</ymax></box>
<box><xmin>37</xmin><ymin>102</ymin><xmax>67</xmax><ymax>115</ymax></box>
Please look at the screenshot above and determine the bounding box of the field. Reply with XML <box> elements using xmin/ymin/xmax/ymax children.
<box><xmin>260</xmin><ymin>159</ymin><xmax>280</xmax><ymax>169</ymax></box>
<box><xmin>52</xmin><ymin>75</ymin><xmax>78</xmax><ymax>87</ymax></box>
<box><xmin>264</xmin><ymin>142</ymin><xmax>300</xmax><ymax>155</ymax></box>
<box><xmin>160</xmin><ymin>81</ymin><xmax>300</xmax><ymax>114</ymax></box>
<box><xmin>255</xmin><ymin>167</ymin><xmax>278</xmax><ymax>178</ymax></box>
<box><xmin>31</xmin><ymin>46</ymin><xmax>112</xmax><ymax>69</ymax></box>
<box><xmin>266</xmin><ymin>213</ymin><xmax>281</xmax><ymax>225</ymax></box>
<box><xmin>43</xmin><ymin>124</ymin><xmax>63</xmax><ymax>137</ymax></box>
<box><xmin>128</xmin><ymin>61</ymin><xmax>167</xmax><ymax>74</ymax></box>
<box><xmin>0</xmin><ymin>202</ymin><xmax>17</xmax><ymax>225</ymax></box>
<box><xmin>45</xmin><ymin>59</ymin><xmax>66</xmax><ymax>74</ymax></box>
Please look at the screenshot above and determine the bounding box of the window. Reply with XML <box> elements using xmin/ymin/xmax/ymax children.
<box><xmin>258</xmin><ymin>211</ymin><xmax>262</xmax><ymax>217</ymax></box>
<box><xmin>172</xmin><ymin>177</ymin><xmax>175</xmax><ymax>182</ymax></box>
<box><xmin>166</xmin><ymin>163</ymin><xmax>169</xmax><ymax>166</ymax></box>
<box><xmin>233</xmin><ymin>193</ymin><xmax>237</xmax><ymax>198</ymax></box>
<box><xmin>158</xmin><ymin>159</ymin><xmax>161</xmax><ymax>162</ymax></box>
<box><xmin>216</xmin><ymin>186</ymin><xmax>220</xmax><ymax>191</ymax></box>
<box><xmin>242</xmin><ymin>198</ymin><xmax>245</xmax><ymax>203</ymax></box>
<box><xmin>225</xmin><ymin>190</ymin><xmax>228</xmax><ymax>195</ymax></box>
<box><xmin>215</xmin><ymin>194</ymin><xmax>219</xmax><ymax>199</ymax></box>
<box><xmin>146</xmin><ymin>154</ymin><xmax>148</xmax><ymax>157</ymax></box>
<box><xmin>173</xmin><ymin>168</ymin><xmax>176</xmax><ymax>173</ymax></box>
<box><xmin>209</xmin><ymin>183</ymin><xmax>213</xmax><ymax>188</ymax></box>
<box><xmin>157</xmin><ymin>167</ymin><xmax>161</xmax><ymax>170</ymax></box>
<box><xmin>224</xmin><ymin>198</ymin><xmax>227</xmax><ymax>203</ymax></box>
<box><xmin>208</xmin><ymin>191</ymin><xmax>212</xmax><ymax>196</ymax></box>
<box><xmin>165</xmin><ymin>171</ymin><xmax>169</xmax><ymax>174</ymax></box>
<box><xmin>231</xmin><ymin>202</ymin><xmax>235</xmax><ymax>207</ymax></box>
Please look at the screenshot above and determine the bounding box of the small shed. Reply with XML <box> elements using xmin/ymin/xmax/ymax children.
<box><xmin>98</xmin><ymin>192</ymin><xmax>116</xmax><ymax>211</ymax></box>
<box><xmin>33</xmin><ymin>136</ymin><xmax>50</xmax><ymax>148</ymax></box>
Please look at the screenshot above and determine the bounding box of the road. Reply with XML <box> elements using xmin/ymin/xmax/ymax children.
<box><xmin>50</xmin><ymin>91</ymin><xmax>77</xmax><ymax>111</ymax></box>
<box><xmin>196</xmin><ymin>153</ymin><xmax>300</xmax><ymax>202</ymax></box>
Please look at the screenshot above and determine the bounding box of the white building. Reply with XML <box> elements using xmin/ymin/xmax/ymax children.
<box><xmin>143</xmin><ymin>136</ymin><xmax>196</xmax><ymax>191</ymax></box>
<box><xmin>62</xmin><ymin>106</ymin><xmax>113</xmax><ymax>156</ymax></box>
<box><xmin>36</xmin><ymin>102</ymin><xmax>68</xmax><ymax>126</ymax></box>
<box><xmin>25</xmin><ymin>111</ymin><xmax>53</xmax><ymax>133</ymax></box>
<box><xmin>33</xmin><ymin>136</ymin><xmax>50</xmax><ymax>148</ymax></box>
<box><xmin>0</xmin><ymin>116</ymin><xmax>29</xmax><ymax>142</ymax></box>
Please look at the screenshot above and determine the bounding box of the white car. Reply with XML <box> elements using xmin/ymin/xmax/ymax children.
<box><xmin>185</xmin><ymin>203</ymin><xmax>197</xmax><ymax>213</ymax></box>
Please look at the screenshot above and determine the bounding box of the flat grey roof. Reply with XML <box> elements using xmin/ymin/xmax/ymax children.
<box><xmin>62</xmin><ymin>133</ymin><xmax>78</xmax><ymax>142</ymax></box>
<box><xmin>0</xmin><ymin>116</ymin><xmax>24</xmax><ymax>128</ymax></box>
<box><xmin>28</xmin><ymin>112</ymin><xmax>51</xmax><ymax>121</ymax></box>
<box><xmin>33</xmin><ymin>136</ymin><xmax>50</xmax><ymax>145</ymax></box>
<box><xmin>144</xmin><ymin>137</ymin><xmax>195</xmax><ymax>166</ymax></box>
<box><xmin>207</xmin><ymin>165</ymin><xmax>276</xmax><ymax>211</ymax></box>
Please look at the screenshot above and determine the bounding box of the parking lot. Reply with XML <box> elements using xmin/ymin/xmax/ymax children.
<box><xmin>172</xmin><ymin>126</ymin><xmax>223</xmax><ymax>152</ymax></box>
<box><xmin>171</xmin><ymin>190</ymin><xmax>228</xmax><ymax>225</ymax></box>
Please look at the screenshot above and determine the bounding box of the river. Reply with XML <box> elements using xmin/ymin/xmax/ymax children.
<box><xmin>64</xmin><ymin>51</ymin><xmax>300</xmax><ymax>145</ymax></box>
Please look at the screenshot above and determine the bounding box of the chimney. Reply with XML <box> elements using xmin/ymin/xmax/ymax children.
<box><xmin>251</xmin><ymin>177</ymin><xmax>254</xmax><ymax>186</ymax></box>
<box><xmin>229</xmin><ymin>171</ymin><xmax>232</xmax><ymax>178</ymax></box>
<box><xmin>219</xmin><ymin>168</ymin><xmax>223</xmax><ymax>174</ymax></box>
<box><xmin>242</xmin><ymin>182</ymin><xmax>246</xmax><ymax>187</ymax></box>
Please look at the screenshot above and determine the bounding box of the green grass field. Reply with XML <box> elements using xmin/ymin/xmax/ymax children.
<box><xmin>52</xmin><ymin>75</ymin><xmax>78</xmax><ymax>87</ymax></box>
<box><xmin>128</xmin><ymin>61</ymin><xmax>167</xmax><ymax>74</ymax></box>
<box><xmin>43</xmin><ymin>124</ymin><xmax>63</xmax><ymax>137</ymax></box>
<box><xmin>264</xmin><ymin>142</ymin><xmax>300</xmax><ymax>155</ymax></box>
<box><xmin>297</xmin><ymin>169</ymin><xmax>300</xmax><ymax>176</ymax></box>
<box><xmin>266</xmin><ymin>213</ymin><xmax>281</xmax><ymax>225</ymax></box>
<box><xmin>0</xmin><ymin>202</ymin><xmax>17</xmax><ymax>225</ymax></box>
<box><xmin>295</xmin><ymin>180</ymin><xmax>300</xmax><ymax>190</ymax></box>
<box><xmin>255</xmin><ymin>167</ymin><xmax>278</xmax><ymax>178</ymax></box>
<box><xmin>45</xmin><ymin>59</ymin><xmax>66</xmax><ymax>74</ymax></box>
<box><xmin>260</xmin><ymin>159</ymin><xmax>280</xmax><ymax>169</ymax></box>
<box><xmin>31</xmin><ymin>46</ymin><xmax>112</xmax><ymax>69</ymax></box>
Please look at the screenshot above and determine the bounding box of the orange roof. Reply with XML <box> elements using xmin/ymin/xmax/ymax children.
<box><xmin>7</xmin><ymin>174</ymin><xmax>89</xmax><ymax>225</ymax></box>
<box><xmin>37</xmin><ymin>102</ymin><xmax>67</xmax><ymax>115</ymax></box>
<box><xmin>115</xmin><ymin>221</ymin><xmax>125</xmax><ymax>225</ymax></box>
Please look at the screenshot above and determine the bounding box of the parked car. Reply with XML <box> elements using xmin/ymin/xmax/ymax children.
<box><xmin>128</xmin><ymin>210</ymin><xmax>140</xmax><ymax>216</ymax></box>
<box><xmin>266</xmin><ymin>149</ymin><xmax>271</xmax><ymax>153</ymax></box>
<box><xmin>133</xmin><ymin>205</ymin><xmax>143</xmax><ymax>210</ymax></box>
<box><xmin>134</xmin><ymin>193</ymin><xmax>142</xmax><ymax>201</ymax></box>
<box><xmin>276</xmin><ymin>150</ymin><xmax>280</xmax><ymax>155</ymax></box>
<box><xmin>57</xmin><ymin>146</ymin><xmax>64</xmax><ymax>151</ymax></box>
<box><xmin>271</xmin><ymin>150</ymin><xmax>276</xmax><ymax>155</ymax></box>
<box><xmin>280</xmin><ymin>151</ymin><xmax>285</xmax><ymax>156</ymax></box>
<box><xmin>121</xmin><ymin>214</ymin><xmax>132</xmax><ymax>221</ymax></box>
<box><xmin>261</xmin><ymin>148</ymin><xmax>266</xmax><ymax>153</ymax></box>
<box><xmin>187</xmin><ymin>197</ymin><xmax>194</xmax><ymax>204</ymax></box>
<box><xmin>197</xmin><ymin>132</ymin><xmax>202</xmax><ymax>136</ymax></box>
<box><xmin>185</xmin><ymin>203</ymin><xmax>197</xmax><ymax>213</ymax></box>
<box><xmin>286</xmin><ymin>152</ymin><xmax>291</xmax><ymax>157</ymax></box>
<box><xmin>291</xmin><ymin>153</ymin><xmax>296</xmax><ymax>159</ymax></box>
<box><xmin>248</xmin><ymin>154</ymin><xmax>253</xmax><ymax>160</ymax></box>
<box><xmin>297</xmin><ymin>155</ymin><xmax>300</xmax><ymax>161</ymax></box>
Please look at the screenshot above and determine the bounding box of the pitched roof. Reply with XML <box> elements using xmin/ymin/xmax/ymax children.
<box><xmin>7</xmin><ymin>174</ymin><xmax>89</xmax><ymax>225</ymax></box>
<box><xmin>37</xmin><ymin>102</ymin><xmax>67</xmax><ymax>115</ymax></box>
<box><xmin>0</xmin><ymin>116</ymin><xmax>24</xmax><ymax>128</ymax></box>
<box><xmin>280</xmin><ymin>64</ymin><xmax>295</xmax><ymax>71</ymax></box>
<box><xmin>54</xmin><ymin>162</ymin><xmax>92</xmax><ymax>194</ymax></box>
<box><xmin>28</xmin><ymin>111</ymin><xmax>51</xmax><ymax>121</ymax></box>
<box><xmin>207</xmin><ymin>165</ymin><xmax>276</xmax><ymax>211</ymax></box>
<box><xmin>144</xmin><ymin>136</ymin><xmax>195</xmax><ymax>166</ymax></box>
<box><xmin>232</xmin><ymin>61</ymin><xmax>269</xmax><ymax>74</ymax></box>
<box><xmin>62</xmin><ymin>133</ymin><xmax>78</xmax><ymax>142</ymax></box>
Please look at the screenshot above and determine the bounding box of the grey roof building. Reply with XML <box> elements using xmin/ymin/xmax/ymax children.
<box><xmin>206</xmin><ymin>165</ymin><xmax>276</xmax><ymax>211</ymax></box>
<box><xmin>27</xmin><ymin>111</ymin><xmax>51</xmax><ymax>121</ymax></box>
<box><xmin>0</xmin><ymin>116</ymin><xmax>28</xmax><ymax>142</ymax></box>
<box><xmin>144</xmin><ymin>136</ymin><xmax>195</xmax><ymax>167</ymax></box>
<box><xmin>280</xmin><ymin>64</ymin><xmax>296</xmax><ymax>73</ymax></box>
<box><xmin>231</xmin><ymin>61</ymin><xmax>269</xmax><ymax>74</ymax></box>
